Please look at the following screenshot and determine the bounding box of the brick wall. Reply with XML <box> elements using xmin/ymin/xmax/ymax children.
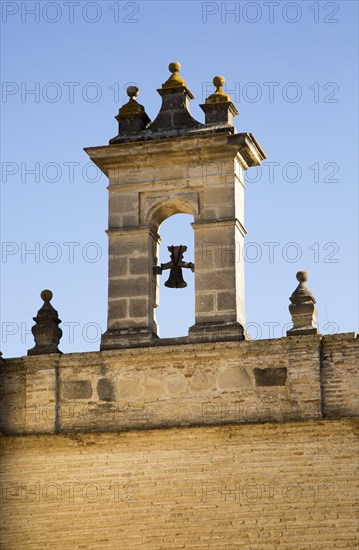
<box><xmin>321</xmin><ymin>333</ymin><xmax>358</xmax><ymax>417</ymax></box>
<box><xmin>1</xmin><ymin>419</ymin><xmax>358</xmax><ymax>549</ymax></box>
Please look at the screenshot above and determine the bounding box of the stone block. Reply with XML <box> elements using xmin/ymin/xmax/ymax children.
<box><xmin>129</xmin><ymin>299</ymin><xmax>148</xmax><ymax>318</ymax></box>
<box><xmin>196</xmin><ymin>293</ymin><xmax>215</xmax><ymax>314</ymax></box>
<box><xmin>129</xmin><ymin>257</ymin><xmax>149</xmax><ymax>275</ymax></box>
<box><xmin>196</xmin><ymin>269</ymin><xmax>234</xmax><ymax>291</ymax></box>
<box><xmin>62</xmin><ymin>380</ymin><xmax>93</xmax><ymax>400</ymax></box>
<box><xmin>166</xmin><ymin>373</ymin><xmax>188</xmax><ymax>396</ymax></box>
<box><xmin>254</xmin><ymin>367</ymin><xmax>287</xmax><ymax>387</ymax></box>
<box><xmin>217</xmin><ymin>291</ymin><xmax>236</xmax><ymax>311</ymax></box>
<box><xmin>218</xmin><ymin>367</ymin><xmax>251</xmax><ymax>390</ymax></box>
<box><xmin>109</xmin><ymin>193</ymin><xmax>138</xmax><ymax>214</ymax></box>
<box><xmin>214</xmin><ymin>244</ymin><xmax>238</xmax><ymax>269</ymax></box>
<box><xmin>189</xmin><ymin>368</ymin><xmax>215</xmax><ymax>391</ymax></box>
<box><xmin>122</xmin><ymin>214</ymin><xmax>138</xmax><ymax>226</ymax></box>
<box><xmin>97</xmin><ymin>378</ymin><xmax>115</xmax><ymax>401</ymax></box>
<box><xmin>101</xmin><ymin>328</ymin><xmax>158</xmax><ymax>349</ymax></box>
<box><xmin>196</xmin><ymin>242</ymin><xmax>216</xmax><ymax>268</ymax></box>
<box><xmin>110</xmin><ymin>277</ymin><xmax>148</xmax><ymax>298</ymax></box>
<box><xmin>107</xmin><ymin>299</ymin><xmax>128</xmax><ymax>322</ymax></box>
<box><xmin>203</xmin><ymin>186</ymin><xmax>234</xmax><ymax>207</ymax></box>
<box><xmin>117</xmin><ymin>378</ymin><xmax>141</xmax><ymax>400</ymax></box>
<box><xmin>143</xmin><ymin>377</ymin><xmax>165</xmax><ymax>399</ymax></box>
<box><xmin>108</xmin><ymin>256</ymin><xmax>128</xmax><ymax>277</ymax></box>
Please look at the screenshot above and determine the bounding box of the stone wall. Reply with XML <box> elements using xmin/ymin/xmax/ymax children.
<box><xmin>0</xmin><ymin>333</ymin><xmax>358</xmax><ymax>548</ymax></box>
<box><xmin>0</xmin><ymin>333</ymin><xmax>357</xmax><ymax>435</ymax></box>
<box><xmin>1</xmin><ymin>419</ymin><xmax>358</xmax><ymax>549</ymax></box>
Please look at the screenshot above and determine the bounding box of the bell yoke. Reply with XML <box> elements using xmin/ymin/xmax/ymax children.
<box><xmin>154</xmin><ymin>245</ymin><xmax>195</xmax><ymax>289</ymax></box>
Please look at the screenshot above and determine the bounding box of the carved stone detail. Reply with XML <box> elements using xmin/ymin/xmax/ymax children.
<box><xmin>28</xmin><ymin>290</ymin><xmax>62</xmax><ymax>355</ymax></box>
<box><xmin>287</xmin><ymin>271</ymin><xmax>318</xmax><ymax>336</ymax></box>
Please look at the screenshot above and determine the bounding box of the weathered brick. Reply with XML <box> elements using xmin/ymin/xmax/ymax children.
<box><xmin>0</xmin><ymin>420</ymin><xmax>357</xmax><ymax>549</ymax></box>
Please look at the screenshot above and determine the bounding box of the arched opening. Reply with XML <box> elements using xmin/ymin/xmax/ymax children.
<box><xmin>155</xmin><ymin>213</ymin><xmax>195</xmax><ymax>338</ymax></box>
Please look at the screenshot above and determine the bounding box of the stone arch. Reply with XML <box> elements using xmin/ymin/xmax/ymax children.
<box><xmin>155</xmin><ymin>212</ymin><xmax>195</xmax><ymax>338</ymax></box>
<box><xmin>145</xmin><ymin>196</ymin><xmax>199</xmax><ymax>231</ymax></box>
<box><xmin>146</xmin><ymin>198</ymin><xmax>197</xmax><ymax>336</ymax></box>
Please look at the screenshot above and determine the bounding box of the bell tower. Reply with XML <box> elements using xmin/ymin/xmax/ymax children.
<box><xmin>85</xmin><ymin>62</ymin><xmax>266</xmax><ymax>349</ymax></box>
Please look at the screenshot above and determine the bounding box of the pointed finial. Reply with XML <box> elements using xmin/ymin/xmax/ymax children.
<box><xmin>287</xmin><ymin>271</ymin><xmax>318</xmax><ymax>336</ymax></box>
<box><xmin>162</xmin><ymin>61</ymin><xmax>187</xmax><ymax>89</ymax></box>
<box><xmin>28</xmin><ymin>290</ymin><xmax>62</xmax><ymax>355</ymax></box>
<box><xmin>290</xmin><ymin>271</ymin><xmax>316</xmax><ymax>304</ymax></box>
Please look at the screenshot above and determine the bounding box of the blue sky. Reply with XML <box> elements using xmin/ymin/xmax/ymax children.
<box><xmin>1</xmin><ymin>0</ymin><xmax>358</xmax><ymax>356</ymax></box>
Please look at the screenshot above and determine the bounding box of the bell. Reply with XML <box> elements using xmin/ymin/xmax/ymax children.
<box><xmin>164</xmin><ymin>266</ymin><xmax>187</xmax><ymax>289</ymax></box>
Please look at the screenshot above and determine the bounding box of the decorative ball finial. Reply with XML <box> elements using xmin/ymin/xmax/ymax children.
<box><xmin>296</xmin><ymin>271</ymin><xmax>308</xmax><ymax>283</ymax></box>
<box><xmin>205</xmin><ymin>75</ymin><xmax>232</xmax><ymax>105</ymax></box>
<box><xmin>287</xmin><ymin>270</ymin><xmax>318</xmax><ymax>336</ymax></box>
<box><xmin>41</xmin><ymin>289</ymin><xmax>53</xmax><ymax>302</ymax></box>
<box><xmin>126</xmin><ymin>85</ymin><xmax>139</xmax><ymax>100</ymax></box>
<box><xmin>162</xmin><ymin>61</ymin><xmax>187</xmax><ymax>89</ymax></box>
<box><xmin>116</xmin><ymin>84</ymin><xmax>150</xmax><ymax>126</ymax></box>
<box><xmin>213</xmin><ymin>75</ymin><xmax>225</xmax><ymax>90</ymax></box>
<box><xmin>169</xmin><ymin>61</ymin><xmax>181</xmax><ymax>74</ymax></box>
